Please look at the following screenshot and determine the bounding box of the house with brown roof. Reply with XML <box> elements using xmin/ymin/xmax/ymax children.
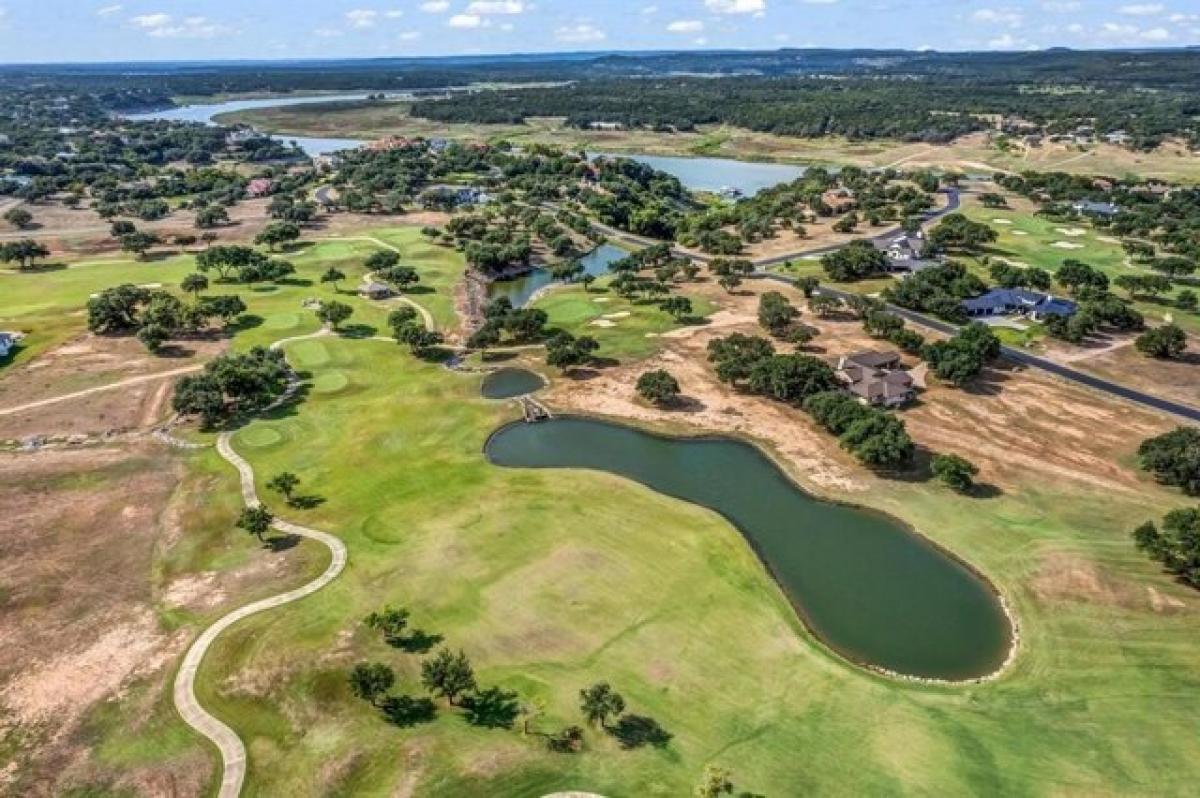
<box><xmin>836</xmin><ymin>351</ymin><xmax>914</xmax><ymax>408</ymax></box>
<box><xmin>246</xmin><ymin>178</ymin><xmax>275</xmax><ymax>198</ymax></box>
<box><xmin>821</xmin><ymin>187</ymin><xmax>857</xmax><ymax>214</ymax></box>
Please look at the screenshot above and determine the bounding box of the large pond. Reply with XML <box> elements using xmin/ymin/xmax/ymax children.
<box><xmin>486</xmin><ymin>417</ymin><xmax>1012</xmax><ymax>681</ymax></box>
<box><xmin>592</xmin><ymin>152</ymin><xmax>807</xmax><ymax>196</ymax></box>
<box><xmin>487</xmin><ymin>243</ymin><xmax>628</xmax><ymax>308</ymax></box>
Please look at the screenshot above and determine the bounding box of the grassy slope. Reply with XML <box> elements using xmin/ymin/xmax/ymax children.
<box><xmin>192</xmin><ymin>328</ymin><xmax>1200</xmax><ymax>797</ymax></box>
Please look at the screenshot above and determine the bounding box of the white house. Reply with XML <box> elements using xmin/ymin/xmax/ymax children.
<box><xmin>0</xmin><ymin>332</ymin><xmax>20</xmax><ymax>358</ymax></box>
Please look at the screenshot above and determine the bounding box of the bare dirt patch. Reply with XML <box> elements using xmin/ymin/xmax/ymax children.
<box><xmin>546</xmin><ymin>278</ymin><xmax>1175</xmax><ymax>498</ymax></box>
<box><xmin>0</xmin><ymin>333</ymin><xmax>225</xmax><ymax>440</ymax></box>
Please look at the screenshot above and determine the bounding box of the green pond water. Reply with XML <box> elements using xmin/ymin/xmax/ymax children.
<box><xmin>481</xmin><ymin>368</ymin><xmax>546</xmax><ymax>400</ymax></box>
<box><xmin>485</xmin><ymin>417</ymin><xmax>1012</xmax><ymax>681</ymax></box>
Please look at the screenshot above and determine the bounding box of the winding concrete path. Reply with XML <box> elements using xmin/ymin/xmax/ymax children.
<box><xmin>173</xmin><ymin>434</ymin><xmax>347</xmax><ymax>798</ymax></box>
<box><xmin>172</xmin><ymin>327</ymin><xmax>347</xmax><ymax>798</ymax></box>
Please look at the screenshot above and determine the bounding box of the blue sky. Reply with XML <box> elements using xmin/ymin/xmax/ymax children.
<box><xmin>0</xmin><ymin>1</ymin><xmax>1196</xmax><ymax>63</ymax></box>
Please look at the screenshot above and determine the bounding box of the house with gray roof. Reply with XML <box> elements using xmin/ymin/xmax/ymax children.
<box><xmin>836</xmin><ymin>351</ymin><xmax>914</xmax><ymax>408</ymax></box>
<box><xmin>961</xmin><ymin>288</ymin><xmax>1077</xmax><ymax>321</ymax></box>
<box><xmin>0</xmin><ymin>332</ymin><xmax>20</xmax><ymax>358</ymax></box>
<box><xmin>1072</xmin><ymin>199</ymin><xmax>1119</xmax><ymax>217</ymax></box>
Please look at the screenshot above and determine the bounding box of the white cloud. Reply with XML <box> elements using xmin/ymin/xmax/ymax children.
<box><xmin>641</xmin><ymin>5</ymin><xmax>659</xmax><ymax>14</ymax></box>
<box><xmin>448</xmin><ymin>13</ymin><xmax>484</xmax><ymax>27</ymax></box>
<box><xmin>988</xmin><ymin>33</ymin><xmax>1024</xmax><ymax>48</ymax></box>
<box><xmin>667</xmin><ymin>19</ymin><xmax>704</xmax><ymax>33</ymax></box>
<box><xmin>419</xmin><ymin>0</ymin><xmax>450</xmax><ymax>12</ymax></box>
<box><xmin>97</xmin><ymin>4</ymin><xmax>124</xmax><ymax>16</ymax></box>
<box><xmin>1041</xmin><ymin>1</ymin><xmax>1080</xmax><ymax>11</ymax></box>
<box><xmin>385</xmin><ymin>10</ymin><xmax>405</xmax><ymax>18</ymax></box>
<box><xmin>1118</xmin><ymin>3</ymin><xmax>1164</xmax><ymax>15</ymax></box>
<box><xmin>1066</xmin><ymin>22</ymin><xmax>1085</xmax><ymax>32</ymax></box>
<box><xmin>0</xmin><ymin>7</ymin><xmax>8</xmax><ymax>30</ymax></box>
<box><xmin>129</xmin><ymin>13</ymin><xmax>230</xmax><ymax>38</ymax></box>
<box><xmin>466</xmin><ymin>0</ymin><xmax>525</xmax><ymax>14</ymax></box>
<box><xmin>801</xmin><ymin>0</ymin><xmax>840</xmax><ymax>5</ymax></box>
<box><xmin>398</xmin><ymin>30</ymin><xmax>421</xmax><ymax>40</ymax></box>
<box><xmin>705</xmin><ymin>0</ymin><xmax>766</xmax><ymax>14</ymax></box>
<box><xmin>1099</xmin><ymin>20</ymin><xmax>1174</xmax><ymax>40</ymax></box>
<box><xmin>345</xmin><ymin>9</ymin><xmax>378</xmax><ymax>29</ymax></box>
<box><xmin>973</xmin><ymin>8</ymin><xmax>1024</xmax><ymax>27</ymax></box>
<box><xmin>555</xmin><ymin>22</ymin><xmax>606</xmax><ymax>42</ymax></box>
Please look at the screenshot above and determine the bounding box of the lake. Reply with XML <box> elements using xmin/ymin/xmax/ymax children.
<box><xmin>486</xmin><ymin>417</ymin><xmax>1013</xmax><ymax>681</ymax></box>
<box><xmin>126</xmin><ymin>93</ymin><xmax>372</xmax><ymax>157</ymax></box>
<box><xmin>592</xmin><ymin>152</ymin><xmax>808</xmax><ymax>196</ymax></box>
<box><xmin>487</xmin><ymin>243</ymin><xmax>628</xmax><ymax>308</ymax></box>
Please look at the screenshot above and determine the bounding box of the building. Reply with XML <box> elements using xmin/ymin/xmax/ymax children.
<box><xmin>961</xmin><ymin>288</ymin><xmax>1078</xmax><ymax>321</ymax></box>
<box><xmin>1072</xmin><ymin>199</ymin><xmax>1119</xmax><ymax>218</ymax></box>
<box><xmin>360</xmin><ymin>282</ymin><xmax>394</xmax><ymax>300</ymax></box>
<box><xmin>881</xmin><ymin>232</ymin><xmax>927</xmax><ymax>262</ymax></box>
<box><xmin>836</xmin><ymin>351</ymin><xmax>915</xmax><ymax>408</ymax></box>
<box><xmin>821</xmin><ymin>187</ymin><xmax>857</xmax><ymax>213</ymax></box>
<box><xmin>246</xmin><ymin>178</ymin><xmax>275</xmax><ymax>199</ymax></box>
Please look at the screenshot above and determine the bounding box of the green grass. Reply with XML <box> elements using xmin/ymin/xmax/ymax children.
<box><xmin>179</xmin><ymin>330</ymin><xmax>1200</xmax><ymax>797</ymax></box>
<box><xmin>0</xmin><ymin>227</ymin><xmax>466</xmax><ymax>370</ymax></box>
<box><xmin>960</xmin><ymin>200</ymin><xmax>1200</xmax><ymax>334</ymax></box>
<box><xmin>534</xmin><ymin>280</ymin><xmax>716</xmax><ymax>362</ymax></box>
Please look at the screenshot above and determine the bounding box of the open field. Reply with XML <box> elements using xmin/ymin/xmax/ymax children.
<box><xmin>169</xmin><ymin>272</ymin><xmax>1200</xmax><ymax>795</ymax></box>
<box><xmin>4</xmin><ymin>172</ymin><xmax>1200</xmax><ymax>796</ymax></box>
<box><xmin>0</xmin><ymin>442</ymin><xmax>328</xmax><ymax>796</ymax></box>
<box><xmin>219</xmin><ymin>101</ymin><xmax>1200</xmax><ymax>182</ymax></box>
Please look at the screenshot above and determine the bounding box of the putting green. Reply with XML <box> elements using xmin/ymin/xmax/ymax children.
<box><xmin>312</xmin><ymin>370</ymin><xmax>350</xmax><ymax>394</ymax></box>
<box><xmin>264</xmin><ymin>312</ymin><xmax>304</xmax><ymax>331</ymax></box>
<box><xmin>288</xmin><ymin>340</ymin><xmax>331</xmax><ymax>368</ymax></box>
<box><xmin>237</xmin><ymin>427</ymin><xmax>284</xmax><ymax>448</ymax></box>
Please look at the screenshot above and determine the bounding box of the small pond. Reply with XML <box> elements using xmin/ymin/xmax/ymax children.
<box><xmin>485</xmin><ymin>417</ymin><xmax>1013</xmax><ymax>681</ymax></box>
<box><xmin>487</xmin><ymin>243</ymin><xmax>628</xmax><ymax>309</ymax></box>
<box><xmin>481</xmin><ymin>369</ymin><xmax>546</xmax><ymax>400</ymax></box>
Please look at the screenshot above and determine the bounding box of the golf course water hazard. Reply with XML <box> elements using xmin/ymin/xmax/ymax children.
<box><xmin>481</xmin><ymin>368</ymin><xmax>545</xmax><ymax>400</ymax></box>
<box><xmin>486</xmin><ymin>417</ymin><xmax>1013</xmax><ymax>681</ymax></box>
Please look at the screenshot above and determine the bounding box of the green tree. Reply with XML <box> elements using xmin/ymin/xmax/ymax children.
<box><xmin>267</xmin><ymin>472</ymin><xmax>301</xmax><ymax>505</ymax></box>
<box><xmin>317</xmin><ymin>300</ymin><xmax>353</xmax><ymax>331</ymax></box>
<box><xmin>1138</xmin><ymin>427</ymin><xmax>1200</xmax><ymax>495</ymax></box>
<box><xmin>747</xmin><ymin>354</ymin><xmax>840</xmax><ymax>405</ymax></box>
<box><xmin>255</xmin><ymin>222</ymin><xmax>301</xmax><ymax>251</ymax></box>
<box><xmin>1132</xmin><ymin>509</ymin><xmax>1200</xmax><ymax>587</ymax></box>
<box><xmin>579</xmin><ymin>682</ymin><xmax>625</xmax><ymax>729</ymax></box>
<box><xmin>364</xmin><ymin>605</ymin><xmax>410</xmax><ymax>643</ymax></box>
<box><xmin>181</xmin><ymin>273</ymin><xmax>209</xmax><ymax>298</ymax></box>
<box><xmin>0</xmin><ymin>239</ymin><xmax>52</xmax><ymax>270</ymax></box>
<box><xmin>236</xmin><ymin>505</ymin><xmax>274</xmax><ymax>542</ymax></box>
<box><xmin>758</xmin><ymin>291</ymin><xmax>799</xmax><ymax>336</ymax></box>
<box><xmin>137</xmin><ymin>323</ymin><xmax>170</xmax><ymax>353</ymax></box>
<box><xmin>1135</xmin><ymin>324</ymin><xmax>1187</xmax><ymax>359</ymax></box>
<box><xmin>348</xmin><ymin>662</ymin><xmax>396</xmax><ymax>707</ymax></box>
<box><xmin>421</xmin><ymin>648</ymin><xmax>477</xmax><ymax>706</ymax></box>
<box><xmin>931</xmin><ymin>453</ymin><xmax>979</xmax><ymax>492</ymax></box>
<box><xmin>636</xmin><ymin>369</ymin><xmax>681</xmax><ymax>406</ymax></box>
<box><xmin>660</xmin><ymin>296</ymin><xmax>693</xmax><ymax>321</ymax></box>
<box><xmin>1177</xmin><ymin>290</ymin><xmax>1198</xmax><ymax>312</ymax></box>
<box><xmin>120</xmin><ymin>232</ymin><xmax>160</xmax><ymax>260</ymax></box>
<box><xmin>3</xmin><ymin>207</ymin><xmax>32</xmax><ymax>229</ymax></box>
<box><xmin>320</xmin><ymin>267</ymin><xmax>346</xmax><ymax>292</ymax></box>
<box><xmin>195</xmin><ymin>205</ymin><xmax>229</xmax><ymax>229</ymax></box>
<box><xmin>366</xmin><ymin>250</ymin><xmax>401</xmax><ymax>272</ymax></box>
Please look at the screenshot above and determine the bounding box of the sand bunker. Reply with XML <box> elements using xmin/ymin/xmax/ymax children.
<box><xmin>1055</xmin><ymin>227</ymin><xmax>1087</xmax><ymax>237</ymax></box>
<box><xmin>589</xmin><ymin>319</ymin><xmax>617</xmax><ymax>328</ymax></box>
<box><xmin>1052</xmin><ymin>241</ymin><xmax>1085</xmax><ymax>250</ymax></box>
<box><xmin>992</xmin><ymin>219</ymin><xmax>1013</xmax><ymax>225</ymax></box>
<box><xmin>1012</xmin><ymin>230</ymin><xmax>1029</xmax><ymax>236</ymax></box>
<box><xmin>603</xmin><ymin>312</ymin><xmax>631</xmax><ymax>320</ymax></box>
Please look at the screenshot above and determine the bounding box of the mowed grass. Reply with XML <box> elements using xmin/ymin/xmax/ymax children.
<box><xmin>178</xmin><ymin>325</ymin><xmax>1200</xmax><ymax>796</ymax></box>
<box><xmin>534</xmin><ymin>280</ymin><xmax>717</xmax><ymax>362</ymax></box>
<box><xmin>960</xmin><ymin>197</ymin><xmax>1200</xmax><ymax>334</ymax></box>
<box><xmin>0</xmin><ymin>227</ymin><xmax>465</xmax><ymax>370</ymax></box>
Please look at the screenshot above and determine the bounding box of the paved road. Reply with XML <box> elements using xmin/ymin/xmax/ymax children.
<box><xmin>756</xmin><ymin>272</ymin><xmax>1200</xmax><ymax>424</ymax></box>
